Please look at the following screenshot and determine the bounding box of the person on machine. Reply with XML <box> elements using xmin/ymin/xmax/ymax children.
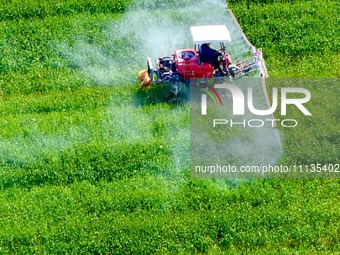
<box><xmin>199</xmin><ymin>43</ymin><xmax>225</xmax><ymax>74</ymax></box>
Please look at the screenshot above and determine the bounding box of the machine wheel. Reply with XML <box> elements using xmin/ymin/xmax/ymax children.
<box><xmin>168</xmin><ymin>75</ymin><xmax>190</xmax><ymax>102</ymax></box>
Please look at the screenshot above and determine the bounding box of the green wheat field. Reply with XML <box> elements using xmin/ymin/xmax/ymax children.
<box><xmin>0</xmin><ymin>0</ymin><xmax>339</xmax><ymax>254</ymax></box>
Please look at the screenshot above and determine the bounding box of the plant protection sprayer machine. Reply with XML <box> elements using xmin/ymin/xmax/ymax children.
<box><xmin>138</xmin><ymin>24</ymin><xmax>266</xmax><ymax>99</ymax></box>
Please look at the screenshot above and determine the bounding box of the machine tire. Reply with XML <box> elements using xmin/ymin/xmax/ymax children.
<box><xmin>169</xmin><ymin>75</ymin><xmax>190</xmax><ymax>101</ymax></box>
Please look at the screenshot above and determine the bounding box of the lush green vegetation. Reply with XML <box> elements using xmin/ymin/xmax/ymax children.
<box><xmin>0</xmin><ymin>0</ymin><xmax>339</xmax><ymax>254</ymax></box>
<box><xmin>0</xmin><ymin>0</ymin><xmax>129</xmax><ymax>20</ymax></box>
<box><xmin>231</xmin><ymin>1</ymin><xmax>340</xmax><ymax>77</ymax></box>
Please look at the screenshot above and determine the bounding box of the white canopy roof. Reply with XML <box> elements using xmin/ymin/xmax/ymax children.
<box><xmin>190</xmin><ymin>25</ymin><xmax>231</xmax><ymax>44</ymax></box>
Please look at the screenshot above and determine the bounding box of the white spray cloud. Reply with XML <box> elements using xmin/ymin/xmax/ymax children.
<box><xmin>0</xmin><ymin>0</ymin><xmax>283</xmax><ymax>184</ymax></box>
<box><xmin>58</xmin><ymin>0</ymin><xmax>283</xmax><ymax>181</ymax></box>
<box><xmin>107</xmin><ymin>0</ymin><xmax>283</xmax><ymax>178</ymax></box>
<box><xmin>59</xmin><ymin>0</ymin><xmax>236</xmax><ymax>86</ymax></box>
<box><xmin>103</xmin><ymin>104</ymin><xmax>153</xmax><ymax>143</ymax></box>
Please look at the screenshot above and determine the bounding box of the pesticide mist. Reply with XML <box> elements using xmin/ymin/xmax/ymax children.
<box><xmin>60</xmin><ymin>0</ymin><xmax>251</xmax><ymax>85</ymax></box>
<box><xmin>57</xmin><ymin>0</ymin><xmax>283</xmax><ymax>178</ymax></box>
<box><xmin>122</xmin><ymin>0</ymin><xmax>282</xmax><ymax>177</ymax></box>
<box><xmin>0</xmin><ymin>0</ymin><xmax>283</xmax><ymax>178</ymax></box>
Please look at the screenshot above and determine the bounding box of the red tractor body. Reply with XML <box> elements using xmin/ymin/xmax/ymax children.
<box><xmin>173</xmin><ymin>49</ymin><xmax>214</xmax><ymax>79</ymax></box>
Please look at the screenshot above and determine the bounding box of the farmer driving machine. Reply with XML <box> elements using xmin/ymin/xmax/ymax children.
<box><xmin>138</xmin><ymin>25</ymin><xmax>265</xmax><ymax>99</ymax></box>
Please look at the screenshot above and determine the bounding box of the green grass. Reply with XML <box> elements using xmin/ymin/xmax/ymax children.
<box><xmin>231</xmin><ymin>1</ymin><xmax>340</xmax><ymax>77</ymax></box>
<box><xmin>0</xmin><ymin>0</ymin><xmax>339</xmax><ymax>254</ymax></box>
<box><xmin>0</xmin><ymin>0</ymin><xmax>129</xmax><ymax>20</ymax></box>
